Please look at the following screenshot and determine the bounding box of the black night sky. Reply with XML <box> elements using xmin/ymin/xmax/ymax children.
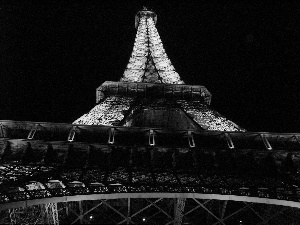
<box><xmin>1</xmin><ymin>2</ymin><xmax>299</xmax><ymax>132</ymax></box>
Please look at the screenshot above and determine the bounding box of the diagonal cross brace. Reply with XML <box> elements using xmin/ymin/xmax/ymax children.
<box><xmin>193</xmin><ymin>198</ymin><xmax>226</xmax><ymax>225</ymax></box>
<box><xmin>117</xmin><ymin>198</ymin><xmax>163</xmax><ymax>225</ymax></box>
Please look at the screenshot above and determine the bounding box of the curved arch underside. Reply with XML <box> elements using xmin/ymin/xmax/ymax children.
<box><xmin>1</xmin><ymin>193</ymin><xmax>300</xmax><ymax>211</ymax></box>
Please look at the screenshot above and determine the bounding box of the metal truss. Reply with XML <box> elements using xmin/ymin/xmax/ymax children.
<box><xmin>44</xmin><ymin>203</ymin><xmax>59</xmax><ymax>225</ymax></box>
<box><xmin>60</xmin><ymin>198</ymin><xmax>174</xmax><ymax>224</ymax></box>
<box><xmin>173</xmin><ymin>198</ymin><xmax>186</xmax><ymax>225</ymax></box>
<box><xmin>1</xmin><ymin>205</ymin><xmax>45</xmax><ymax>224</ymax></box>
<box><xmin>1</xmin><ymin>198</ymin><xmax>300</xmax><ymax>224</ymax></box>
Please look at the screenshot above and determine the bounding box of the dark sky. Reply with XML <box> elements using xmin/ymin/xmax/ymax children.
<box><xmin>1</xmin><ymin>2</ymin><xmax>300</xmax><ymax>133</ymax></box>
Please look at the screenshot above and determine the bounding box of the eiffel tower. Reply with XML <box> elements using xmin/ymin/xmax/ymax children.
<box><xmin>73</xmin><ymin>7</ymin><xmax>243</xmax><ymax>132</ymax></box>
<box><xmin>1</xmin><ymin>7</ymin><xmax>300</xmax><ymax>225</ymax></box>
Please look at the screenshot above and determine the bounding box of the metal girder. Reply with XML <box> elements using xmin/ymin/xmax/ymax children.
<box><xmin>259</xmin><ymin>207</ymin><xmax>288</xmax><ymax>224</ymax></box>
<box><xmin>212</xmin><ymin>202</ymin><xmax>251</xmax><ymax>225</ymax></box>
<box><xmin>145</xmin><ymin>198</ymin><xmax>173</xmax><ymax>221</ymax></box>
<box><xmin>117</xmin><ymin>198</ymin><xmax>164</xmax><ymax>224</ymax></box>
<box><xmin>244</xmin><ymin>202</ymin><xmax>264</xmax><ymax>221</ymax></box>
<box><xmin>7</xmin><ymin>205</ymin><xmax>45</xmax><ymax>225</ymax></box>
<box><xmin>174</xmin><ymin>198</ymin><xmax>186</xmax><ymax>225</ymax></box>
<box><xmin>193</xmin><ymin>198</ymin><xmax>226</xmax><ymax>225</ymax></box>
<box><xmin>3</xmin><ymin>198</ymin><xmax>300</xmax><ymax>224</ymax></box>
<box><xmin>71</xmin><ymin>201</ymin><xmax>103</xmax><ymax>224</ymax></box>
<box><xmin>9</xmin><ymin>208</ymin><xmax>17</xmax><ymax>225</ymax></box>
<box><xmin>127</xmin><ymin>198</ymin><xmax>131</xmax><ymax>225</ymax></box>
<box><xmin>210</xmin><ymin>201</ymin><xmax>292</xmax><ymax>225</ymax></box>
<box><xmin>45</xmin><ymin>203</ymin><xmax>59</xmax><ymax>225</ymax></box>
<box><xmin>100</xmin><ymin>199</ymin><xmax>133</xmax><ymax>224</ymax></box>
<box><xmin>79</xmin><ymin>201</ymin><xmax>83</xmax><ymax>224</ymax></box>
<box><xmin>69</xmin><ymin>202</ymin><xmax>94</xmax><ymax>224</ymax></box>
<box><xmin>183</xmin><ymin>199</ymin><xmax>211</xmax><ymax>218</ymax></box>
<box><xmin>220</xmin><ymin>200</ymin><xmax>227</xmax><ymax>220</ymax></box>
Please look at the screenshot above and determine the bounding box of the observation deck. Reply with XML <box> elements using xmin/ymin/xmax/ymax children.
<box><xmin>135</xmin><ymin>8</ymin><xmax>157</xmax><ymax>28</ymax></box>
<box><xmin>96</xmin><ymin>81</ymin><xmax>211</xmax><ymax>104</ymax></box>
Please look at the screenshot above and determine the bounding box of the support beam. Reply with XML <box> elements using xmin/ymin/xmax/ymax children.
<box><xmin>224</xmin><ymin>133</ymin><xmax>234</xmax><ymax>149</ymax></box>
<box><xmin>149</xmin><ymin>129</ymin><xmax>155</xmax><ymax>146</ymax></box>
<box><xmin>260</xmin><ymin>207</ymin><xmax>288</xmax><ymax>224</ymax></box>
<box><xmin>108</xmin><ymin>128</ymin><xmax>115</xmax><ymax>144</ymax></box>
<box><xmin>70</xmin><ymin>205</ymin><xmax>90</xmax><ymax>224</ymax></box>
<box><xmin>9</xmin><ymin>208</ymin><xmax>17</xmax><ymax>225</ymax></box>
<box><xmin>71</xmin><ymin>202</ymin><xmax>103</xmax><ymax>224</ymax></box>
<box><xmin>145</xmin><ymin>199</ymin><xmax>173</xmax><ymax>220</ymax></box>
<box><xmin>187</xmin><ymin>131</ymin><xmax>195</xmax><ymax>147</ymax></box>
<box><xmin>0</xmin><ymin>124</ymin><xmax>6</xmax><ymax>137</ymax></box>
<box><xmin>100</xmin><ymin>200</ymin><xmax>131</xmax><ymax>223</ymax></box>
<box><xmin>67</xmin><ymin>127</ymin><xmax>76</xmax><ymax>142</ymax></box>
<box><xmin>244</xmin><ymin>202</ymin><xmax>264</xmax><ymax>221</ymax></box>
<box><xmin>79</xmin><ymin>201</ymin><xmax>83</xmax><ymax>224</ymax></box>
<box><xmin>220</xmin><ymin>200</ymin><xmax>227</xmax><ymax>220</ymax></box>
<box><xmin>174</xmin><ymin>198</ymin><xmax>186</xmax><ymax>225</ymax></box>
<box><xmin>260</xmin><ymin>134</ymin><xmax>272</xmax><ymax>150</ymax></box>
<box><xmin>118</xmin><ymin>198</ymin><xmax>163</xmax><ymax>224</ymax></box>
<box><xmin>45</xmin><ymin>203</ymin><xmax>59</xmax><ymax>225</ymax></box>
<box><xmin>212</xmin><ymin>203</ymin><xmax>252</xmax><ymax>225</ymax></box>
<box><xmin>27</xmin><ymin>128</ymin><xmax>37</xmax><ymax>140</ymax></box>
<box><xmin>193</xmin><ymin>198</ymin><xmax>225</xmax><ymax>225</ymax></box>
<box><xmin>184</xmin><ymin>199</ymin><xmax>211</xmax><ymax>217</ymax></box>
<box><xmin>127</xmin><ymin>198</ymin><xmax>131</xmax><ymax>225</ymax></box>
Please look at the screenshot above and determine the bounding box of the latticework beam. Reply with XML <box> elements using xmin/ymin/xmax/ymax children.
<box><xmin>174</xmin><ymin>198</ymin><xmax>186</xmax><ymax>225</ymax></box>
<box><xmin>44</xmin><ymin>203</ymin><xmax>59</xmax><ymax>225</ymax></box>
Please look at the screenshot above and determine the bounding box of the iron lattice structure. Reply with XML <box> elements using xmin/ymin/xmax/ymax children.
<box><xmin>1</xmin><ymin>7</ymin><xmax>300</xmax><ymax>225</ymax></box>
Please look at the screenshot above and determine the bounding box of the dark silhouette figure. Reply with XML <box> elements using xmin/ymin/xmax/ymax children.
<box><xmin>44</xmin><ymin>143</ymin><xmax>57</xmax><ymax>165</ymax></box>
<box><xmin>88</xmin><ymin>145</ymin><xmax>99</xmax><ymax>168</ymax></box>
<box><xmin>199</xmin><ymin>150</ymin><xmax>215</xmax><ymax>172</ymax></box>
<box><xmin>65</xmin><ymin>144</ymin><xmax>87</xmax><ymax>169</ymax></box>
<box><xmin>192</xmin><ymin>148</ymin><xmax>202</xmax><ymax>172</ymax></box>
<box><xmin>1</xmin><ymin>141</ymin><xmax>12</xmax><ymax>161</ymax></box>
<box><xmin>224</xmin><ymin>151</ymin><xmax>237</xmax><ymax>174</ymax></box>
<box><xmin>245</xmin><ymin>151</ymin><xmax>259</xmax><ymax>176</ymax></box>
<box><xmin>65</xmin><ymin>144</ymin><xmax>75</xmax><ymax>168</ymax></box>
<box><xmin>214</xmin><ymin>150</ymin><xmax>230</xmax><ymax>173</ymax></box>
<box><xmin>263</xmin><ymin>153</ymin><xmax>278</xmax><ymax>177</ymax></box>
<box><xmin>282</xmin><ymin>153</ymin><xmax>297</xmax><ymax>174</ymax></box>
<box><xmin>22</xmin><ymin>142</ymin><xmax>34</xmax><ymax>163</ymax></box>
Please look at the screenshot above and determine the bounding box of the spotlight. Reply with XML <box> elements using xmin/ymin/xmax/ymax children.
<box><xmin>142</xmin><ymin>217</ymin><xmax>146</xmax><ymax>222</ymax></box>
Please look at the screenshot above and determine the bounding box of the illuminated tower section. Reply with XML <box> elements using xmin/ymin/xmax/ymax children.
<box><xmin>121</xmin><ymin>9</ymin><xmax>184</xmax><ymax>84</ymax></box>
<box><xmin>73</xmin><ymin>8</ymin><xmax>244</xmax><ymax>132</ymax></box>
